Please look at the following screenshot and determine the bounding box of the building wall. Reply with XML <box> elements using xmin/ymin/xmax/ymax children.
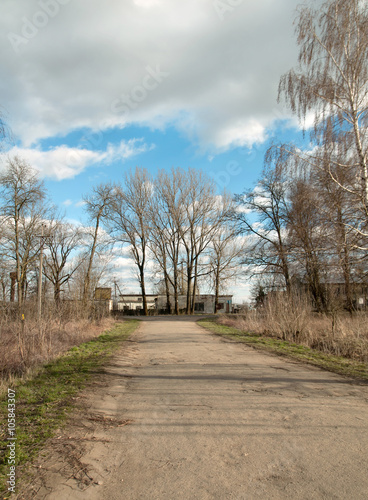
<box><xmin>117</xmin><ymin>295</ymin><xmax>156</xmax><ymax>311</ymax></box>
<box><xmin>117</xmin><ymin>293</ymin><xmax>233</xmax><ymax>313</ymax></box>
<box><xmin>215</xmin><ymin>296</ymin><xmax>233</xmax><ymax>313</ymax></box>
<box><xmin>156</xmin><ymin>294</ymin><xmax>232</xmax><ymax>313</ymax></box>
<box><xmin>194</xmin><ymin>295</ymin><xmax>232</xmax><ymax>314</ymax></box>
<box><xmin>156</xmin><ymin>294</ymin><xmax>187</xmax><ymax>311</ymax></box>
<box><xmin>94</xmin><ymin>288</ymin><xmax>112</xmax><ymax>300</ymax></box>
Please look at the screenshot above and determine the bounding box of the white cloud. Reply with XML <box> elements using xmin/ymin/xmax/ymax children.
<box><xmin>235</xmin><ymin>205</ymin><xmax>251</xmax><ymax>215</ymax></box>
<box><xmin>0</xmin><ymin>0</ymin><xmax>323</xmax><ymax>152</ymax></box>
<box><xmin>213</xmin><ymin>119</ymin><xmax>267</xmax><ymax>151</ymax></box>
<box><xmin>133</xmin><ymin>0</ymin><xmax>162</xmax><ymax>7</ymax></box>
<box><xmin>75</xmin><ymin>200</ymin><xmax>86</xmax><ymax>208</ymax></box>
<box><xmin>3</xmin><ymin>139</ymin><xmax>153</xmax><ymax>180</ymax></box>
<box><xmin>253</xmin><ymin>195</ymin><xmax>270</xmax><ymax>207</ymax></box>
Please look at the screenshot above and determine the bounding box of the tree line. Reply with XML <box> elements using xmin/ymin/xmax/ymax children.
<box><xmin>79</xmin><ymin>167</ymin><xmax>241</xmax><ymax>315</ymax></box>
<box><xmin>235</xmin><ymin>0</ymin><xmax>368</xmax><ymax>313</ymax></box>
<box><xmin>0</xmin><ymin>160</ymin><xmax>241</xmax><ymax>315</ymax></box>
<box><xmin>0</xmin><ymin>0</ymin><xmax>366</xmax><ymax>316</ymax></box>
<box><xmin>0</xmin><ymin>156</ymin><xmax>110</xmax><ymax>312</ymax></box>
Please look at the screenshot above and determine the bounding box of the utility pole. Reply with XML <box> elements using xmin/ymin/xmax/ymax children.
<box><xmin>113</xmin><ymin>277</ymin><xmax>117</xmax><ymax>311</ymax></box>
<box><xmin>37</xmin><ymin>223</ymin><xmax>46</xmax><ymax>324</ymax></box>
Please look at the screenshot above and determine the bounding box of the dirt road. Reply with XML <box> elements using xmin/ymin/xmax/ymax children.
<box><xmin>22</xmin><ymin>320</ymin><xmax>368</xmax><ymax>499</ymax></box>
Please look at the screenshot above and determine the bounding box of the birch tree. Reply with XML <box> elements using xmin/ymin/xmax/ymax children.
<box><xmin>313</xmin><ymin>163</ymin><xmax>363</xmax><ymax>312</ymax></box>
<box><xmin>287</xmin><ymin>178</ymin><xmax>330</xmax><ymax>312</ymax></box>
<box><xmin>279</xmin><ymin>0</ymin><xmax>368</xmax><ymax>218</ymax></box>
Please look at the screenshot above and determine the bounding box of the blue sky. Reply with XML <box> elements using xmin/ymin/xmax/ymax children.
<box><xmin>40</xmin><ymin>118</ymin><xmax>302</xmax><ymax>229</ymax></box>
<box><xmin>43</xmin><ymin>123</ymin><xmax>272</xmax><ymax>224</ymax></box>
<box><xmin>0</xmin><ymin>0</ymin><xmax>319</xmax><ymax>301</ymax></box>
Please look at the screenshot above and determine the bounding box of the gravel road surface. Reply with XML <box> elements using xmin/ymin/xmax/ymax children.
<box><xmin>22</xmin><ymin>320</ymin><xmax>368</xmax><ymax>499</ymax></box>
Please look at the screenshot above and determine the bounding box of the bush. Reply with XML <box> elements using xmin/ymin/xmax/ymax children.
<box><xmin>0</xmin><ymin>300</ymin><xmax>114</xmax><ymax>393</ymax></box>
<box><xmin>217</xmin><ymin>293</ymin><xmax>368</xmax><ymax>362</ymax></box>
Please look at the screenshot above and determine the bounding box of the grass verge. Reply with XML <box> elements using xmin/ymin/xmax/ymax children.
<box><xmin>0</xmin><ymin>320</ymin><xmax>139</xmax><ymax>498</ymax></box>
<box><xmin>198</xmin><ymin>319</ymin><xmax>368</xmax><ymax>381</ymax></box>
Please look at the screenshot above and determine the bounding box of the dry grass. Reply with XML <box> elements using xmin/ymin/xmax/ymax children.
<box><xmin>218</xmin><ymin>294</ymin><xmax>368</xmax><ymax>362</ymax></box>
<box><xmin>0</xmin><ymin>301</ymin><xmax>114</xmax><ymax>396</ymax></box>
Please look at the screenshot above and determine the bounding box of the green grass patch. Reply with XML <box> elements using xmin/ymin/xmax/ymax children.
<box><xmin>0</xmin><ymin>320</ymin><xmax>139</xmax><ymax>498</ymax></box>
<box><xmin>198</xmin><ymin>319</ymin><xmax>368</xmax><ymax>381</ymax></box>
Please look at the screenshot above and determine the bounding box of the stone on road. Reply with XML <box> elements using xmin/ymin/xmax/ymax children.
<box><xmin>26</xmin><ymin>320</ymin><xmax>368</xmax><ymax>499</ymax></box>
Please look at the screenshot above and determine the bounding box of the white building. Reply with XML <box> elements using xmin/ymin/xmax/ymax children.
<box><xmin>117</xmin><ymin>294</ymin><xmax>157</xmax><ymax>312</ymax></box>
<box><xmin>155</xmin><ymin>294</ymin><xmax>233</xmax><ymax>314</ymax></box>
<box><xmin>116</xmin><ymin>293</ymin><xmax>233</xmax><ymax>314</ymax></box>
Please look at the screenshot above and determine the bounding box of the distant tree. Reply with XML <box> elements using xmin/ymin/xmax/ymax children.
<box><xmin>252</xmin><ymin>283</ymin><xmax>266</xmax><ymax>308</ymax></box>
<box><xmin>108</xmin><ymin>168</ymin><xmax>152</xmax><ymax>316</ymax></box>
<box><xmin>70</xmin><ymin>250</ymin><xmax>113</xmax><ymax>302</ymax></box>
<box><xmin>175</xmin><ymin>169</ymin><xmax>233</xmax><ymax>313</ymax></box>
<box><xmin>0</xmin><ymin>156</ymin><xmax>47</xmax><ymax>308</ymax></box>
<box><xmin>149</xmin><ymin>168</ymin><xmax>193</xmax><ymax>314</ymax></box>
<box><xmin>148</xmin><ymin>169</ymin><xmax>182</xmax><ymax>314</ymax></box>
<box><xmin>82</xmin><ymin>183</ymin><xmax>115</xmax><ymax>309</ymax></box>
<box><xmin>43</xmin><ymin>220</ymin><xmax>83</xmax><ymax>305</ymax></box>
<box><xmin>235</xmin><ymin>161</ymin><xmax>292</xmax><ymax>293</ymax></box>
<box><xmin>209</xmin><ymin>225</ymin><xmax>242</xmax><ymax>313</ymax></box>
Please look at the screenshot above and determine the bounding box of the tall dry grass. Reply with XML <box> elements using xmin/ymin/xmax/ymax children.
<box><xmin>0</xmin><ymin>300</ymin><xmax>114</xmax><ymax>394</ymax></box>
<box><xmin>218</xmin><ymin>293</ymin><xmax>368</xmax><ymax>362</ymax></box>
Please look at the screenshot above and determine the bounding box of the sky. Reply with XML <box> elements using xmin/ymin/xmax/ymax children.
<box><xmin>0</xmin><ymin>0</ymin><xmax>320</xmax><ymax>302</ymax></box>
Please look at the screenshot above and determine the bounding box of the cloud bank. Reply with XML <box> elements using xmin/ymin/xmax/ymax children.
<box><xmin>1</xmin><ymin>0</ymin><xmax>321</xmax><ymax>152</ymax></box>
<box><xmin>4</xmin><ymin>139</ymin><xmax>153</xmax><ymax>179</ymax></box>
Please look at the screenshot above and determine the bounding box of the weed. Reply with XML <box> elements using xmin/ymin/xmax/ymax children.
<box><xmin>0</xmin><ymin>320</ymin><xmax>138</xmax><ymax>498</ymax></box>
<box><xmin>198</xmin><ymin>319</ymin><xmax>368</xmax><ymax>381</ymax></box>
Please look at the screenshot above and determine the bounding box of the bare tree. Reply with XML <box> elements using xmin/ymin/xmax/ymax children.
<box><xmin>82</xmin><ymin>183</ymin><xmax>115</xmax><ymax>309</ymax></box>
<box><xmin>0</xmin><ymin>256</ymin><xmax>12</xmax><ymax>303</ymax></box>
<box><xmin>255</xmin><ymin>146</ymin><xmax>366</xmax><ymax>311</ymax></box>
<box><xmin>148</xmin><ymin>207</ymin><xmax>173</xmax><ymax>314</ymax></box>
<box><xmin>313</xmin><ymin>163</ymin><xmax>363</xmax><ymax>312</ymax></box>
<box><xmin>287</xmin><ymin>178</ymin><xmax>330</xmax><ymax>312</ymax></box>
<box><xmin>108</xmin><ymin>168</ymin><xmax>152</xmax><ymax>316</ymax></box>
<box><xmin>0</xmin><ymin>221</ymin><xmax>10</xmax><ymax>302</ymax></box>
<box><xmin>149</xmin><ymin>168</ymin><xmax>188</xmax><ymax>315</ymax></box>
<box><xmin>43</xmin><ymin>220</ymin><xmax>83</xmax><ymax>305</ymax></box>
<box><xmin>0</xmin><ymin>156</ymin><xmax>47</xmax><ymax>308</ymax></box>
<box><xmin>235</xmin><ymin>161</ymin><xmax>292</xmax><ymax>293</ymax></box>
<box><xmin>175</xmin><ymin>169</ymin><xmax>233</xmax><ymax>313</ymax></box>
<box><xmin>70</xmin><ymin>250</ymin><xmax>113</xmax><ymax>302</ymax></box>
<box><xmin>209</xmin><ymin>225</ymin><xmax>243</xmax><ymax>313</ymax></box>
<box><xmin>279</xmin><ymin>0</ymin><xmax>368</xmax><ymax>216</ymax></box>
